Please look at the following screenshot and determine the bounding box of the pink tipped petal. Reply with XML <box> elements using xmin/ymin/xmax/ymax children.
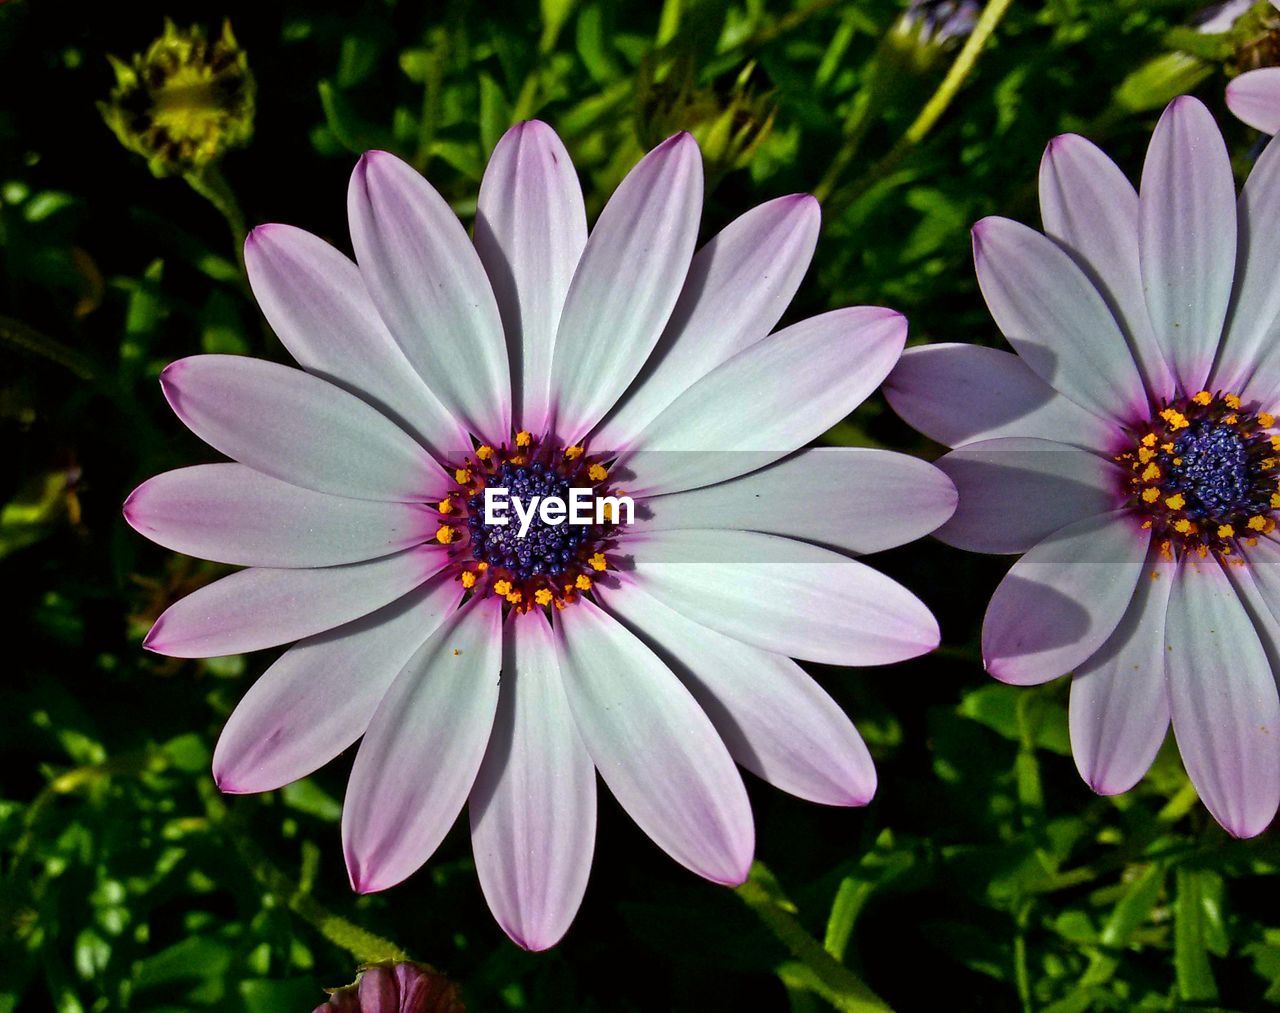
<box><xmin>1218</xmin><ymin>133</ymin><xmax>1280</xmax><ymax>400</ymax></box>
<box><xmin>935</xmin><ymin>438</ymin><xmax>1125</xmax><ymax>554</ymax></box>
<box><xmin>212</xmin><ymin>574</ymin><xmax>462</xmax><ymax>793</ymax></box>
<box><xmin>144</xmin><ymin>545</ymin><xmax>446</xmax><ymax>659</ymax></box>
<box><xmin>884</xmin><ymin>344</ymin><xmax>1115</xmax><ymax>452</ymax></box>
<box><xmin>1166</xmin><ymin>557</ymin><xmax>1280</xmax><ymax>838</ymax></box>
<box><xmin>348</xmin><ymin>150</ymin><xmax>510</xmax><ymax>443</ymax></box>
<box><xmin>549</xmin><ymin>133</ymin><xmax>703</xmax><ymax>442</ymax></box>
<box><xmin>631</xmin><ymin>447</ymin><xmax>956</xmax><ymax>555</ymax></box>
<box><xmin>124</xmin><ymin>464</ymin><xmax>433</xmax><ymax>568</ymax></box>
<box><xmin>555</xmin><ymin>598</ymin><xmax>753</xmax><ymax>885</ymax></box>
<box><xmin>598</xmin><ymin>581</ymin><xmax>876</xmax><ymax>806</ymax></box>
<box><xmin>475</xmin><ymin>121</ymin><xmax>588</xmax><ymax>434</ymax></box>
<box><xmin>593</xmin><ymin>194</ymin><xmax>821</xmax><ymax>449</ymax></box>
<box><xmin>983</xmin><ymin>512</ymin><xmax>1149</xmax><ymax>685</ymax></box>
<box><xmin>244</xmin><ymin>224</ymin><xmax>468</xmax><ymax>459</ymax></box>
<box><xmin>972</xmin><ymin>216</ymin><xmax>1145</xmax><ymax>424</ymax></box>
<box><xmin>343</xmin><ymin>596</ymin><xmax>503</xmax><ymax>893</ymax></box>
<box><xmin>622</xmin><ymin>528</ymin><xmax>940</xmax><ymax>666</ymax></box>
<box><xmin>1039</xmin><ymin>134</ymin><xmax>1174</xmax><ymax>400</ymax></box>
<box><xmin>1226</xmin><ymin>67</ymin><xmax>1280</xmax><ymax>136</ymax></box>
<box><xmin>1069</xmin><ymin>548</ymin><xmax>1172</xmax><ymax>795</ymax></box>
<box><xmin>625</xmin><ymin>307</ymin><xmax>907</xmax><ymax>496</ymax></box>
<box><xmin>1138</xmin><ymin>96</ymin><xmax>1237</xmax><ymax>394</ymax></box>
<box><xmin>469</xmin><ymin>611</ymin><xmax>596</xmax><ymax>951</ymax></box>
<box><xmin>160</xmin><ymin>355</ymin><xmax>445</xmax><ymax>502</ymax></box>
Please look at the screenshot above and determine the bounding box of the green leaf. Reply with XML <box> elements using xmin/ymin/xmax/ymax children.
<box><xmin>1174</xmin><ymin>867</ymin><xmax>1221</xmax><ymax>1003</ymax></box>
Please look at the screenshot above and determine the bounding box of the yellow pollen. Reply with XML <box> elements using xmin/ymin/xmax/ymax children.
<box><xmin>1137</xmin><ymin>447</ymin><xmax>1156</xmax><ymax>464</ymax></box>
<box><xmin>1192</xmin><ymin>390</ymin><xmax>1213</xmax><ymax>406</ymax></box>
<box><xmin>1225</xmin><ymin>393</ymin><xmax>1242</xmax><ymax>409</ymax></box>
<box><xmin>1141</xmin><ymin>520</ymin><xmax>1153</xmax><ymax>529</ymax></box>
<box><xmin>1141</xmin><ymin>488</ymin><xmax>1160</xmax><ymax>503</ymax></box>
<box><xmin>460</xmin><ymin>571</ymin><xmax>477</xmax><ymax>589</ymax></box>
<box><xmin>1174</xmin><ymin>519</ymin><xmax>1192</xmax><ymax>534</ymax></box>
<box><xmin>1160</xmin><ymin>409</ymin><xmax>1189</xmax><ymax>430</ymax></box>
<box><xmin>1272</xmin><ymin>492</ymin><xmax>1280</xmax><ymax>509</ymax></box>
<box><xmin>437</xmin><ymin>498</ymin><xmax>454</xmax><ymax>514</ymax></box>
<box><xmin>476</xmin><ymin>561</ymin><xmax>489</xmax><ymax>572</ymax></box>
<box><xmin>1224</xmin><ymin>414</ymin><xmax>1239</xmax><ymax>425</ymax></box>
<box><xmin>1172</xmin><ymin>458</ymin><xmax>1182</xmax><ymax>466</ymax></box>
<box><xmin>1249</xmin><ymin>515</ymin><xmax>1268</xmax><ymax>531</ymax></box>
<box><xmin>554</xmin><ymin>599</ymin><xmax>567</xmax><ymax>610</ymax></box>
<box><xmin>563</xmin><ymin>583</ymin><xmax>574</xmax><ymax>595</ymax></box>
<box><xmin>1161</xmin><ymin>443</ymin><xmax>1175</xmax><ymax>453</ymax></box>
<box><xmin>1265</xmin><ymin>458</ymin><xmax>1279</xmax><ymax>471</ymax></box>
<box><xmin>534</xmin><ymin>588</ymin><xmax>553</xmax><ymax>606</ymax></box>
<box><xmin>575</xmin><ymin>574</ymin><xmax>592</xmax><ymax>591</ymax></box>
<box><xmin>1141</xmin><ymin>463</ymin><xmax>1161</xmax><ymax>482</ymax></box>
<box><xmin>589</xmin><ymin>552</ymin><xmax>607</xmax><ymax>571</ymax></box>
<box><xmin>506</xmin><ymin>590</ymin><xmax>523</xmax><ymax>604</ymax></box>
<box><xmin>601</xmin><ymin>502</ymin><xmax>617</xmax><ymax>523</ymax></box>
<box><xmin>588</xmin><ymin>463</ymin><xmax>608</xmax><ymax>482</ymax></box>
<box><xmin>435</xmin><ymin>524</ymin><xmax>457</xmax><ymax>544</ymax></box>
<box><xmin>515</xmin><ymin>431</ymin><xmax>532</xmax><ymax>447</ymax></box>
<box><xmin>1218</xmin><ymin>524</ymin><xmax>1235</xmax><ymax>538</ymax></box>
<box><xmin>564</xmin><ymin>445</ymin><xmax>584</xmax><ymax>460</ymax></box>
<box><xmin>493</xmin><ymin>579</ymin><xmax>512</xmax><ymax>596</ymax></box>
<box><xmin>1270</xmin><ymin>436</ymin><xmax>1280</xmax><ymax>451</ymax></box>
<box><xmin>1261</xmin><ymin>412</ymin><xmax>1277</xmax><ymax>428</ymax></box>
<box><xmin>1197</xmin><ymin>544</ymin><xmax>1209</xmax><ymax>558</ymax></box>
<box><xmin>454</xmin><ymin>468</ymin><xmax>471</xmax><ymax>484</ymax></box>
<box><xmin>1141</xmin><ymin>433</ymin><xmax>1157</xmax><ymax>447</ymax></box>
<box><xmin>476</xmin><ymin>445</ymin><xmax>494</xmax><ymax>460</ymax></box>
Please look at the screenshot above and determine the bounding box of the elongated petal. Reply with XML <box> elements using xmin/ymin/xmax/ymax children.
<box><xmin>475</xmin><ymin>121</ymin><xmax>587</xmax><ymax>434</ymax></box>
<box><xmin>124</xmin><ymin>464</ymin><xmax>434</xmax><ymax>567</ymax></box>
<box><xmin>625</xmin><ymin>308</ymin><xmax>906</xmax><ymax>496</ymax></box>
<box><xmin>884</xmin><ymin>344</ymin><xmax>1116</xmax><ymax>452</ymax></box>
<box><xmin>599</xmin><ymin>582</ymin><xmax>875</xmax><ymax>806</ymax></box>
<box><xmin>160</xmin><ymin>355</ymin><xmax>445</xmax><ymax>501</ymax></box>
<box><xmin>593</xmin><ymin>195</ymin><xmax>820</xmax><ymax>448</ymax></box>
<box><xmin>549</xmin><ymin>133</ymin><xmax>703</xmax><ymax>442</ymax></box>
<box><xmin>1226</xmin><ymin>67</ymin><xmax>1280</xmax><ymax>136</ymax></box>
<box><xmin>144</xmin><ymin>545</ymin><xmax>446</xmax><ymax>658</ymax></box>
<box><xmin>622</xmin><ymin>528</ymin><xmax>939</xmax><ymax>666</ymax></box>
<box><xmin>1039</xmin><ymin>133</ymin><xmax>1174</xmax><ymax>400</ymax></box>
<box><xmin>1217</xmin><ymin>133</ymin><xmax>1280</xmax><ymax>399</ymax></box>
<box><xmin>935</xmin><ymin>438</ymin><xmax>1124</xmax><ymax>554</ymax></box>
<box><xmin>1069</xmin><ymin>549</ymin><xmax>1172</xmax><ymax>795</ymax></box>
<box><xmin>469</xmin><ymin>611</ymin><xmax>596</xmax><ymax>951</ymax></box>
<box><xmin>555</xmin><ymin>598</ymin><xmax>753</xmax><ymax>884</ymax></box>
<box><xmin>982</xmin><ymin>512</ymin><xmax>1149</xmax><ymax>685</ymax></box>
<box><xmin>1139</xmin><ymin>96</ymin><xmax>1236</xmax><ymax>393</ymax></box>
<box><xmin>348</xmin><ymin>150</ymin><xmax>510</xmax><ymax>442</ymax></box>
<box><xmin>972</xmin><ymin>216</ymin><xmax>1145</xmax><ymax>424</ymax></box>
<box><xmin>343</xmin><ymin>596</ymin><xmax>503</xmax><ymax>893</ymax></box>
<box><xmin>631</xmin><ymin>448</ymin><xmax>956</xmax><ymax>555</ymax></box>
<box><xmin>212</xmin><ymin>574</ymin><xmax>463</xmax><ymax>793</ymax></box>
<box><xmin>244</xmin><ymin>224</ymin><xmax>468</xmax><ymax>458</ymax></box>
<box><xmin>1166</xmin><ymin>557</ymin><xmax>1280</xmax><ymax>838</ymax></box>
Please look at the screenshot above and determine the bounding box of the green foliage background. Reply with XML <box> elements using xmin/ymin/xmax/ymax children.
<box><xmin>4</xmin><ymin>0</ymin><xmax>1280</xmax><ymax>1009</ymax></box>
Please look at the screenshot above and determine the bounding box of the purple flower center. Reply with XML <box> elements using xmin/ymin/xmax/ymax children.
<box><xmin>466</xmin><ymin>462</ymin><xmax>596</xmax><ymax>581</ymax></box>
<box><xmin>1118</xmin><ymin>391</ymin><xmax>1280</xmax><ymax>556</ymax></box>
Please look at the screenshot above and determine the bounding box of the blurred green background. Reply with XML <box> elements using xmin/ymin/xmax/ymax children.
<box><xmin>4</xmin><ymin>0</ymin><xmax>1280</xmax><ymax>1009</ymax></box>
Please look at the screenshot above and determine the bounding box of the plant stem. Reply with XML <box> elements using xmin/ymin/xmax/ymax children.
<box><xmin>183</xmin><ymin>163</ymin><xmax>248</xmax><ymax>275</ymax></box>
<box><xmin>0</xmin><ymin>314</ymin><xmax>97</xmax><ymax>380</ymax></box>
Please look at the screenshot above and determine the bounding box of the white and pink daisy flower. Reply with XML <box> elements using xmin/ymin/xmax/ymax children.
<box><xmin>887</xmin><ymin>96</ymin><xmax>1280</xmax><ymax>837</ymax></box>
<box><xmin>1226</xmin><ymin>0</ymin><xmax>1280</xmax><ymax>133</ymax></box>
<box><xmin>125</xmin><ymin>121</ymin><xmax>954</xmax><ymax>949</ymax></box>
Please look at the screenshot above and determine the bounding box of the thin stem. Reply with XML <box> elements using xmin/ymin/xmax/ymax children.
<box><xmin>737</xmin><ymin>866</ymin><xmax>892</xmax><ymax>1013</ymax></box>
<box><xmin>837</xmin><ymin>0</ymin><xmax>1016</xmax><ymax>203</ymax></box>
<box><xmin>183</xmin><ymin>163</ymin><xmax>248</xmax><ymax>275</ymax></box>
<box><xmin>0</xmin><ymin>314</ymin><xmax>97</xmax><ymax>380</ymax></box>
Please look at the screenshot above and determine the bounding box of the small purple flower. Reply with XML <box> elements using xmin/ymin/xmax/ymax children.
<box><xmin>315</xmin><ymin>962</ymin><xmax>461</xmax><ymax>1013</ymax></box>
<box><xmin>900</xmin><ymin>0</ymin><xmax>980</xmax><ymax>47</ymax></box>
<box><xmin>126</xmin><ymin>122</ymin><xmax>955</xmax><ymax>948</ymax></box>
<box><xmin>888</xmin><ymin>96</ymin><xmax>1280</xmax><ymax>838</ymax></box>
<box><xmin>1226</xmin><ymin>1</ymin><xmax>1280</xmax><ymax>133</ymax></box>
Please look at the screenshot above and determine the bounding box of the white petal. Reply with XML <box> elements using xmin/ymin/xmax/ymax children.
<box><xmin>630</xmin><ymin>447</ymin><xmax>956</xmax><ymax>555</ymax></box>
<box><xmin>598</xmin><ymin>581</ymin><xmax>876</xmax><ymax>806</ymax></box>
<box><xmin>475</xmin><ymin>121</ymin><xmax>587</xmax><ymax>434</ymax></box>
<box><xmin>1226</xmin><ymin>67</ymin><xmax>1280</xmax><ymax>136</ymax></box>
<box><xmin>343</xmin><ymin>596</ymin><xmax>503</xmax><ymax>893</ymax></box>
<box><xmin>469</xmin><ymin>610</ymin><xmax>596</xmax><ymax>951</ymax></box>
<box><xmin>555</xmin><ymin>598</ymin><xmax>753</xmax><ymax>884</ymax></box>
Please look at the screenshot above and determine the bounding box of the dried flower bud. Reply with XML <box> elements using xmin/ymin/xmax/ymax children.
<box><xmin>99</xmin><ymin>20</ymin><xmax>255</xmax><ymax>178</ymax></box>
